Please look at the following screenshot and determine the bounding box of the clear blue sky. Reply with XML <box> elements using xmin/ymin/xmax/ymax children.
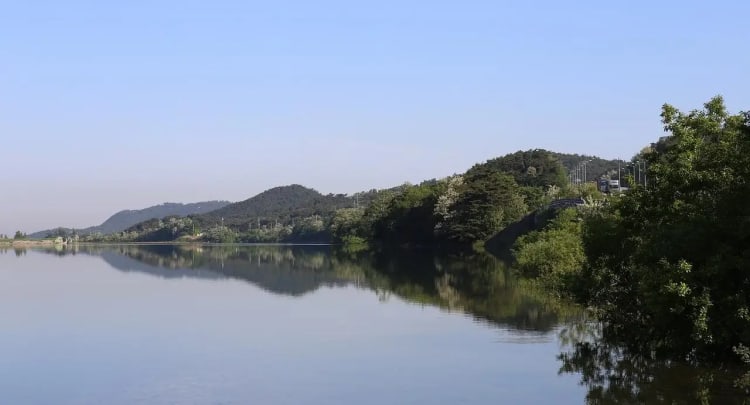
<box><xmin>1</xmin><ymin>0</ymin><xmax>748</xmax><ymax>235</ymax></box>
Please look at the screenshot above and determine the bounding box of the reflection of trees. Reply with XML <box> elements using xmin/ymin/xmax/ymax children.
<box><xmin>105</xmin><ymin>244</ymin><xmax>347</xmax><ymax>296</ymax></box>
<box><xmin>347</xmin><ymin>249</ymin><xmax>581</xmax><ymax>332</ymax></box>
<box><xmin>558</xmin><ymin>320</ymin><xmax>749</xmax><ymax>404</ymax></box>
<box><xmin>0</xmin><ymin>247</ymin><xmax>20</xmax><ymax>256</ymax></box>
<box><xmin>36</xmin><ymin>244</ymin><xmax>580</xmax><ymax>333</ymax></box>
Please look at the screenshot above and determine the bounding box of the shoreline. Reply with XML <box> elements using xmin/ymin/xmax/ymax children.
<box><xmin>0</xmin><ymin>240</ymin><xmax>334</xmax><ymax>248</ymax></box>
<box><xmin>0</xmin><ymin>239</ymin><xmax>64</xmax><ymax>247</ymax></box>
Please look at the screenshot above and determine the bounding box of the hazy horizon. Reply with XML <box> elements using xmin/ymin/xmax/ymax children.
<box><xmin>2</xmin><ymin>0</ymin><xmax>749</xmax><ymax>235</ymax></box>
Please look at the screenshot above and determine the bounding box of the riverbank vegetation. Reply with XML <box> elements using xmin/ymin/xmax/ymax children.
<box><xmin>512</xmin><ymin>97</ymin><xmax>750</xmax><ymax>365</ymax></box>
<box><xmin>573</xmin><ymin>97</ymin><xmax>750</xmax><ymax>363</ymax></box>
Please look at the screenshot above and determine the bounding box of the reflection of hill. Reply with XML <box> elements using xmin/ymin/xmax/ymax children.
<box><xmin>39</xmin><ymin>244</ymin><xmax>580</xmax><ymax>333</ymax></box>
<box><xmin>98</xmin><ymin>245</ymin><xmax>352</xmax><ymax>296</ymax></box>
<box><xmin>100</xmin><ymin>250</ymin><xmax>225</xmax><ymax>280</ymax></box>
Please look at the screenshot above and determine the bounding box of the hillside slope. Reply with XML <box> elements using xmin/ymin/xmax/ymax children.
<box><xmin>30</xmin><ymin>200</ymin><xmax>231</xmax><ymax>238</ymax></box>
<box><xmin>199</xmin><ymin>184</ymin><xmax>353</xmax><ymax>226</ymax></box>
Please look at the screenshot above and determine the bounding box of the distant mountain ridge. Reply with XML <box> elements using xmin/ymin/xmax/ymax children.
<box><xmin>30</xmin><ymin>200</ymin><xmax>231</xmax><ymax>238</ymax></box>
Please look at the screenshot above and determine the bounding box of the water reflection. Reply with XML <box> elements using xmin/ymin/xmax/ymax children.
<box><xmin>557</xmin><ymin>320</ymin><xmax>750</xmax><ymax>404</ymax></box>
<box><xmin>31</xmin><ymin>244</ymin><xmax>580</xmax><ymax>334</ymax></box>
<box><xmin>7</xmin><ymin>244</ymin><xmax>749</xmax><ymax>402</ymax></box>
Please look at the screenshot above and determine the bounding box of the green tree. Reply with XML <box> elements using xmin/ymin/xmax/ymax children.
<box><xmin>359</xmin><ymin>190</ymin><xmax>397</xmax><ymax>240</ymax></box>
<box><xmin>514</xmin><ymin>208</ymin><xmax>584</xmax><ymax>292</ymax></box>
<box><xmin>444</xmin><ymin>168</ymin><xmax>528</xmax><ymax>243</ymax></box>
<box><xmin>370</xmin><ymin>182</ymin><xmax>443</xmax><ymax>246</ymax></box>
<box><xmin>330</xmin><ymin>208</ymin><xmax>365</xmax><ymax>243</ymax></box>
<box><xmin>575</xmin><ymin>96</ymin><xmax>750</xmax><ymax>361</ymax></box>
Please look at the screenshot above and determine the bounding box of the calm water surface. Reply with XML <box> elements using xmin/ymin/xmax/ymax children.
<box><xmin>0</xmin><ymin>245</ymin><xmax>746</xmax><ymax>404</ymax></box>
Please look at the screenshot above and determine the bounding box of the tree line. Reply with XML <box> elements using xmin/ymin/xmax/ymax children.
<box><xmin>73</xmin><ymin>149</ymin><xmax>595</xmax><ymax>246</ymax></box>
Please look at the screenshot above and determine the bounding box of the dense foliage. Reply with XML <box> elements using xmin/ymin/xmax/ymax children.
<box><xmin>441</xmin><ymin>168</ymin><xmax>527</xmax><ymax>244</ymax></box>
<box><xmin>513</xmin><ymin>208</ymin><xmax>584</xmax><ymax>291</ymax></box>
<box><xmin>328</xmin><ymin>149</ymin><xmax>567</xmax><ymax>249</ymax></box>
<box><xmin>573</xmin><ymin>97</ymin><xmax>750</xmax><ymax>361</ymax></box>
<box><xmin>367</xmin><ymin>181</ymin><xmax>444</xmax><ymax>246</ymax></box>
<box><xmin>470</xmin><ymin>149</ymin><xmax>568</xmax><ymax>188</ymax></box>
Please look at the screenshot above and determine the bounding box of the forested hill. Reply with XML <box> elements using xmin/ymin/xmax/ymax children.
<box><xmin>30</xmin><ymin>201</ymin><xmax>231</xmax><ymax>238</ymax></box>
<box><xmin>199</xmin><ymin>184</ymin><xmax>353</xmax><ymax>226</ymax></box>
<box><xmin>114</xmin><ymin>184</ymin><xmax>404</xmax><ymax>243</ymax></box>
<box><xmin>469</xmin><ymin>149</ymin><xmax>568</xmax><ymax>187</ymax></box>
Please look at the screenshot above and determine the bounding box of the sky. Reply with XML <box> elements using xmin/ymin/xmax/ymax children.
<box><xmin>1</xmin><ymin>0</ymin><xmax>749</xmax><ymax>235</ymax></box>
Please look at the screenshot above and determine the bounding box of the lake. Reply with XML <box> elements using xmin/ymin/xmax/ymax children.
<box><xmin>0</xmin><ymin>244</ymin><xmax>746</xmax><ymax>404</ymax></box>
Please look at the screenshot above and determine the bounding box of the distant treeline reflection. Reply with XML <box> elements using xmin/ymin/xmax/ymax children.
<box><xmin>15</xmin><ymin>244</ymin><xmax>750</xmax><ymax>401</ymax></box>
<box><xmin>35</xmin><ymin>244</ymin><xmax>580</xmax><ymax>334</ymax></box>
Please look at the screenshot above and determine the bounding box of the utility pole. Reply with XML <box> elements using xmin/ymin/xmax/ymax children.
<box><xmin>578</xmin><ymin>162</ymin><xmax>586</xmax><ymax>187</ymax></box>
<box><xmin>637</xmin><ymin>161</ymin><xmax>642</xmax><ymax>185</ymax></box>
<box><xmin>583</xmin><ymin>161</ymin><xmax>587</xmax><ymax>185</ymax></box>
